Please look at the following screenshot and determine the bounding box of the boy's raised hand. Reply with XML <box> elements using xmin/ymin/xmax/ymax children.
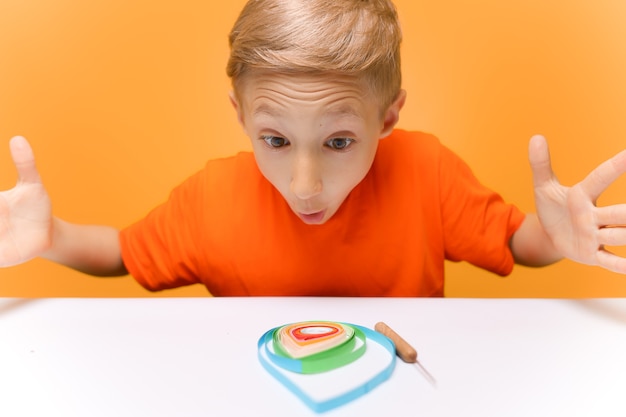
<box><xmin>529</xmin><ymin>135</ymin><xmax>626</xmax><ymax>273</ymax></box>
<box><xmin>0</xmin><ymin>136</ymin><xmax>52</xmax><ymax>267</ymax></box>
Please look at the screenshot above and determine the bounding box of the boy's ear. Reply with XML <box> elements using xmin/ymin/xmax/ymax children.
<box><xmin>229</xmin><ymin>91</ymin><xmax>245</xmax><ymax>127</ymax></box>
<box><xmin>380</xmin><ymin>89</ymin><xmax>407</xmax><ymax>138</ymax></box>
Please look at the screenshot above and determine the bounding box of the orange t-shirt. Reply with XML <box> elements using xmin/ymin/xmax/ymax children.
<box><xmin>119</xmin><ymin>129</ymin><xmax>525</xmax><ymax>296</ymax></box>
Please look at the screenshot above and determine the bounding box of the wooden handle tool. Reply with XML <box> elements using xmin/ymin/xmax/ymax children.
<box><xmin>375</xmin><ymin>321</ymin><xmax>437</xmax><ymax>387</ymax></box>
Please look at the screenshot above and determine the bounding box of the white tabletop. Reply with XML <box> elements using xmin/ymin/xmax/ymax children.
<box><xmin>1</xmin><ymin>297</ymin><xmax>625</xmax><ymax>417</ymax></box>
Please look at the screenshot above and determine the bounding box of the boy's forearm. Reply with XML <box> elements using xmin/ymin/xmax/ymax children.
<box><xmin>42</xmin><ymin>218</ymin><xmax>128</xmax><ymax>277</ymax></box>
<box><xmin>510</xmin><ymin>214</ymin><xmax>563</xmax><ymax>267</ymax></box>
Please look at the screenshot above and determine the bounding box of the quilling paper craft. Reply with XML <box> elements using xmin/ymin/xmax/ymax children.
<box><xmin>257</xmin><ymin>321</ymin><xmax>396</xmax><ymax>413</ymax></box>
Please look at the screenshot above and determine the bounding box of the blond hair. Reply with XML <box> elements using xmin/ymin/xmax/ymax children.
<box><xmin>226</xmin><ymin>0</ymin><xmax>402</xmax><ymax>110</ymax></box>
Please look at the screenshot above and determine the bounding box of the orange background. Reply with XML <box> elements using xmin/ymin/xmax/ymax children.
<box><xmin>1</xmin><ymin>0</ymin><xmax>626</xmax><ymax>297</ymax></box>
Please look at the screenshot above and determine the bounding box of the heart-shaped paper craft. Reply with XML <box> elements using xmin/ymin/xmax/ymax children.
<box><xmin>277</xmin><ymin>321</ymin><xmax>354</xmax><ymax>359</ymax></box>
<box><xmin>258</xmin><ymin>322</ymin><xmax>396</xmax><ymax>413</ymax></box>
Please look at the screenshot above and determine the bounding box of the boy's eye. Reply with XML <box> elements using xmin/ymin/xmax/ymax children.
<box><xmin>261</xmin><ymin>135</ymin><xmax>290</xmax><ymax>148</ymax></box>
<box><xmin>326</xmin><ymin>137</ymin><xmax>354</xmax><ymax>150</ymax></box>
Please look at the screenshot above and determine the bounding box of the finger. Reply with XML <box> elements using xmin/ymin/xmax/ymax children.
<box><xmin>597</xmin><ymin>249</ymin><xmax>626</xmax><ymax>274</ymax></box>
<box><xmin>596</xmin><ymin>204</ymin><xmax>626</xmax><ymax>227</ymax></box>
<box><xmin>579</xmin><ymin>148</ymin><xmax>626</xmax><ymax>203</ymax></box>
<box><xmin>528</xmin><ymin>134</ymin><xmax>556</xmax><ymax>188</ymax></box>
<box><xmin>598</xmin><ymin>226</ymin><xmax>626</xmax><ymax>247</ymax></box>
<box><xmin>9</xmin><ymin>136</ymin><xmax>42</xmax><ymax>184</ymax></box>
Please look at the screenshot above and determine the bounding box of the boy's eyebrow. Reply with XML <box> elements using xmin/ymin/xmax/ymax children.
<box><xmin>325</xmin><ymin>104</ymin><xmax>364</xmax><ymax>119</ymax></box>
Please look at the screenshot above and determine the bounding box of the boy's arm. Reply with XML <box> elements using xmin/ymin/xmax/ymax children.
<box><xmin>43</xmin><ymin>218</ymin><xmax>127</xmax><ymax>276</ymax></box>
<box><xmin>509</xmin><ymin>213</ymin><xmax>562</xmax><ymax>267</ymax></box>
<box><xmin>510</xmin><ymin>135</ymin><xmax>626</xmax><ymax>273</ymax></box>
<box><xmin>0</xmin><ymin>136</ymin><xmax>127</xmax><ymax>276</ymax></box>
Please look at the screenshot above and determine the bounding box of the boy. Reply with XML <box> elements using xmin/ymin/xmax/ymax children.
<box><xmin>1</xmin><ymin>0</ymin><xmax>626</xmax><ymax>296</ymax></box>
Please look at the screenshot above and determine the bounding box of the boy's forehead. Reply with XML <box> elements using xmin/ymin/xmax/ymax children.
<box><xmin>250</xmin><ymin>100</ymin><xmax>366</xmax><ymax>121</ymax></box>
<box><xmin>239</xmin><ymin>71</ymin><xmax>369</xmax><ymax>92</ymax></box>
<box><xmin>237</xmin><ymin>71</ymin><xmax>375</xmax><ymax>113</ymax></box>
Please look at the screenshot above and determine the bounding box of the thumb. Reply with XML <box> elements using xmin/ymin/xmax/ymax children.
<box><xmin>9</xmin><ymin>136</ymin><xmax>42</xmax><ymax>184</ymax></box>
<box><xmin>528</xmin><ymin>134</ymin><xmax>555</xmax><ymax>188</ymax></box>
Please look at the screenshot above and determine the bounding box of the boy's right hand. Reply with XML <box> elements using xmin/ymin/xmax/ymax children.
<box><xmin>0</xmin><ymin>136</ymin><xmax>53</xmax><ymax>267</ymax></box>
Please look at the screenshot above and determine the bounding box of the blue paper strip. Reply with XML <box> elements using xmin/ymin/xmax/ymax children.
<box><xmin>257</xmin><ymin>323</ymin><xmax>396</xmax><ymax>413</ymax></box>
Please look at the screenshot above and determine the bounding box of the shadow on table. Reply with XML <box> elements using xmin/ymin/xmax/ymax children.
<box><xmin>0</xmin><ymin>298</ymin><xmax>40</xmax><ymax>317</ymax></box>
<box><xmin>570</xmin><ymin>299</ymin><xmax>626</xmax><ymax>325</ymax></box>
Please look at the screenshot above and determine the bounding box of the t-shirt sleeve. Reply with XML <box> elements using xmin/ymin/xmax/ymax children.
<box><xmin>438</xmin><ymin>144</ymin><xmax>526</xmax><ymax>275</ymax></box>
<box><xmin>119</xmin><ymin>170</ymin><xmax>205</xmax><ymax>291</ymax></box>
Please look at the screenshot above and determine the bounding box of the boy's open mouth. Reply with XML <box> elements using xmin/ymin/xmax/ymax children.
<box><xmin>298</xmin><ymin>210</ymin><xmax>326</xmax><ymax>225</ymax></box>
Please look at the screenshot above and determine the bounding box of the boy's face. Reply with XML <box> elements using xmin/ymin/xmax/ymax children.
<box><xmin>231</xmin><ymin>72</ymin><xmax>405</xmax><ymax>225</ymax></box>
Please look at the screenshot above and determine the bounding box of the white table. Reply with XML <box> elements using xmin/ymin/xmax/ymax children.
<box><xmin>1</xmin><ymin>297</ymin><xmax>625</xmax><ymax>416</ymax></box>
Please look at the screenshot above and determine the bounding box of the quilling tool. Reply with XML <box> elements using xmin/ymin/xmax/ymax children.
<box><xmin>375</xmin><ymin>321</ymin><xmax>437</xmax><ymax>388</ymax></box>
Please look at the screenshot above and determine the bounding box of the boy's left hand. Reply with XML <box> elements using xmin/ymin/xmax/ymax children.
<box><xmin>529</xmin><ymin>135</ymin><xmax>626</xmax><ymax>273</ymax></box>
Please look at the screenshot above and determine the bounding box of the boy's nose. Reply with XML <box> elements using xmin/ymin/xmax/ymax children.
<box><xmin>290</xmin><ymin>156</ymin><xmax>322</xmax><ymax>200</ymax></box>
